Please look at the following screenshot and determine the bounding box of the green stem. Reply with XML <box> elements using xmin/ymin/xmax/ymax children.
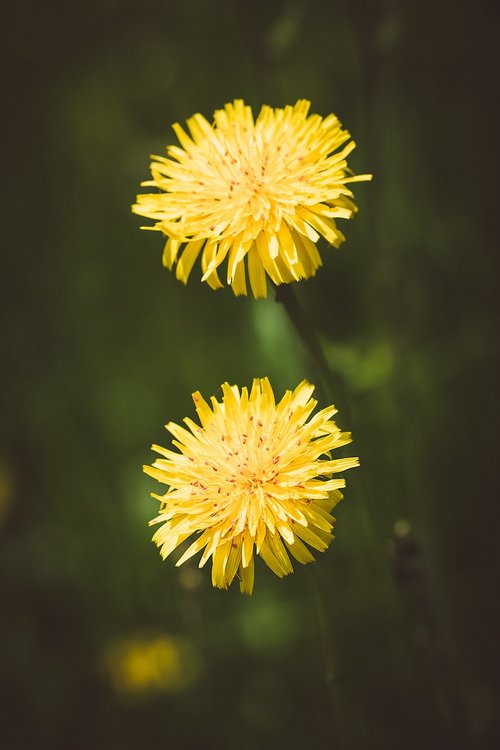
<box><xmin>308</xmin><ymin>563</ymin><xmax>346</xmax><ymax>750</ymax></box>
<box><xmin>274</xmin><ymin>283</ymin><xmax>350</xmax><ymax>417</ymax></box>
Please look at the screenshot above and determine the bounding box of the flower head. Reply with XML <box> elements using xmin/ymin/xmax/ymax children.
<box><xmin>145</xmin><ymin>378</ymin><xmax>359</xmax><ymax>594</ymax></box>
<box><xmin>133</xmin><ymin>100</ymin><xmax>372</xmax><ymax>298</ymax></box>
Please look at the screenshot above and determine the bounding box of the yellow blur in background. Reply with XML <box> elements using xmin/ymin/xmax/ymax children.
<box><xmin>104</xmin><ymin>634</ymin><xmax>200</xmax><ymax>696</ymax></box>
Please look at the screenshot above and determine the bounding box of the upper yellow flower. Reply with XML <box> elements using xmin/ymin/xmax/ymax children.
<box><xmin>133</xmin><ymin>100</ymin><xmax>372</xmax><ymax>298</ymax></box>
<box><xmin>144</xmin><ymin>378</ymin><xmax>359</xmax><ymax>594</ymax></box>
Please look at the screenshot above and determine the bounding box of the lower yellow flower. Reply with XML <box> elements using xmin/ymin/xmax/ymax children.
<box><xmin>145</xmin><ymin>379</ymin><xmax>359</xmax><ymax>594</ymax></box>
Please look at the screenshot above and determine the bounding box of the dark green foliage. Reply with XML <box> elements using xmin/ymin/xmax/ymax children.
<box><xmin>1</xmin><ymin>1</ymin><xmax>498</xmax><ymax>748</ymax></box>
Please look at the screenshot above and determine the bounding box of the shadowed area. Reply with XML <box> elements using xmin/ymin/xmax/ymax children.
<box><xmin>1</xmin><ymin>1</ymin><xmax>498</xmax><ymax>748</ymax></box>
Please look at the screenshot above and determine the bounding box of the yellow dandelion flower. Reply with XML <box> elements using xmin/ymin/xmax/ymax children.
<box><xmin>144</xmin><ymin>378</ymin><xmax>359</xmax><ymax>595</ymax></box>
<box><xmin>133</xmin><ymin>99</ymin><xmax>372</xmax><ymax>298</ymax></box>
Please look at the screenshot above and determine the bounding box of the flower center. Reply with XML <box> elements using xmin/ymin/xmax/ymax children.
<box><xmin>215</xmin><ymin>127</ymin><xmax>303</xmax><ymax>224</ymax></box>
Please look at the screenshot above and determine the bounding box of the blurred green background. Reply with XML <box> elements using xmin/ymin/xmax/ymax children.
<box><xmin>2</xmin><ymin>1</ymin><xmax>498</xmax><ymax>748</ymax></box>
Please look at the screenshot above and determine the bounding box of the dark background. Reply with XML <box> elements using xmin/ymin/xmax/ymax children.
<box><xmin>1</xmin><ymin>1</ymin><xmax>499</xmax><ymax>748</ymax></box>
